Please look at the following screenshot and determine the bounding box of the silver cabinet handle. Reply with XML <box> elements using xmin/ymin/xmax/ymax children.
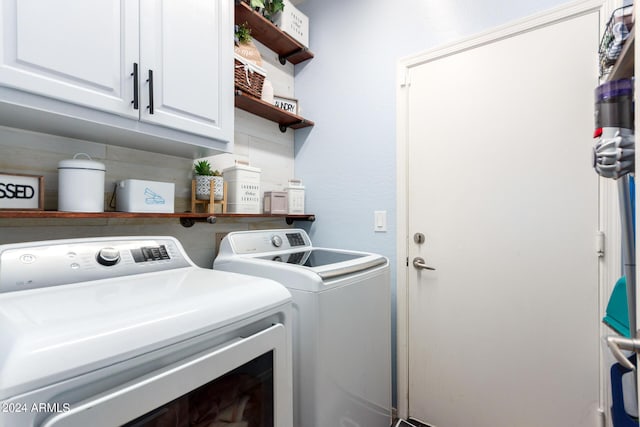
<box><xmin>413</xmin><ymin>257</ymin><xmax>435</xmax><ymax>271</ymax></box>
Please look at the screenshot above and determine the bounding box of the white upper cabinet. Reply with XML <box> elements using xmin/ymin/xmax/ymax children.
<box><xmin>0</xmin><ymin>0</ymin><xmax>233</xmax><ymax>156</ymax></box>
<box><xmin>0</xmin><ymin>0</ymin><xmax>139</xmax><ymax>118</ymax></box>
<box><xmin>139</xmin><ymin>0</ymin><xmax>233</xmax><ymax>141</ymax></box>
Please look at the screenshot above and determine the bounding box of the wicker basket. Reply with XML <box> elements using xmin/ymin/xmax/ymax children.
<box><xmin>234</xmin><ymin>54</ymin><xmax>266</xmax><ymax>99</ymax></box>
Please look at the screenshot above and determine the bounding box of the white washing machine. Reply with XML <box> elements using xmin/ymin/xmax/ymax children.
<box><xmin>214</xmin><ymin>229</ymin><xmax>391</xmax><ymax>427</ymax></box>
<box><xmin>0</xmin><ymin>236</ymin><xmax>293</xmax><ymax>427</ymax></box>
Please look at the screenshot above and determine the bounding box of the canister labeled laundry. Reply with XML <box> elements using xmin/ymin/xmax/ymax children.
<box><xmin>223</xmin><ymin>163</ymin><xmax>261</xmax><ymax>214</ymax></box>
<box><xmin>58</xmin><ymin>153</ymin><xmax>106</xmax><ymax>212</ymax></box>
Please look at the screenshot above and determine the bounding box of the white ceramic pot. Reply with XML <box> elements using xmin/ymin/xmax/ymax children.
<box><xmin>58</xmin><ymin>153</ymin><xmax>105</xmax><ymax>212</ymax></box>
<box><xmin>196</xmin><ymin>175</ymin><xmax>223</xmax><ymax>201</ymax></box>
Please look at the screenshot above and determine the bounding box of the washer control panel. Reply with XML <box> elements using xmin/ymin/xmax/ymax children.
<box><xmin>225</xmin><ymin>229</ymin><xmax>312</xmax><ymax>254</ymax></box>
<box><xmin>271</xmin><ymin>235</ymin><xmax>283</xmax><ymax>248</ymax></box>
<box><xmin>0</xmin><ymin>237</ymin><xmax>191</xmax><ymax>293</ymax></box>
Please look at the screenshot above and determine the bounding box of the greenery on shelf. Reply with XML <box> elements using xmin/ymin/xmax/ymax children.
<box><xmin>249</xmin><ymin>0</ymin><xmax>284</xmax><ymax>22</ymax></box>
<box><xmin>234</xmin><ymin>22</ymin><xmax>252</xmax><ymax>45</ymax></box>
<box><xmin>193</xmin><ymin>160</ymin><xmax>221</xmax><ymax>177</ymax></box>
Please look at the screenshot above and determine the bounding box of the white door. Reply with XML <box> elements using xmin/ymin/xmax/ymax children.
<box><xmin>401</xmin><ymin>6</ymin><xmax>601</xmax><ymax>427</ymax></box>
<box><xmin>0</xmin><ymin>0</ymin><xmax>139</xmax><ymax>118</ymax></box>
<box><xmin>139</xmin><ymin>0</ymin><xmax>233</xmax><ymax>141</ymax></box>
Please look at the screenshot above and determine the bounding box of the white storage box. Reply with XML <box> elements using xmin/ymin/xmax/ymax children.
<box><xmin>116</xmin><ymin>179</ymin><xmax>175</xmax><ymax>213</ymax></box>
<box><xmin>274</xmin><ymin>0</ymin><xmax>309</xmax><ymax>48</ymax></box>
<box><xmin>285</xmin><ymin>179</ymin><xmax>305</xmax><ymax>214</ymax></box>
<box><xmin>264</xmin><ymin>191</ymin><xmax>288</xmax><ymax>214</ymax></box>
<box><xmin>223</xmin><ymin>164</ymin><xmax>261</xmax><ymax>214</ymax></box>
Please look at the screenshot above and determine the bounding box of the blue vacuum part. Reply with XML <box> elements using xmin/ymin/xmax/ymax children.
<box><xmin>631</xmin><ymin>175</ymin><xmax>636</xmax><ymax>238</ymax></box>
<box><xmin>611</xmin><ymin>353</ymin><xmax>639</xmax><ymax>427</ymax></box>
<box><xmin>596</xmin><ymin>78</ymin><xmax>634</xmax><ymax>101</ymax></box>
<box><xmin>604</xmin><ymin>277</ymin><xmax>631</xmax><ymax>338</ymax></box>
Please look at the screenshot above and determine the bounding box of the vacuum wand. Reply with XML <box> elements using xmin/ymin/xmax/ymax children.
<box><xmin>594</xmin><ymin>78</ymin><xmax>636</xmax><ymax>337</ymax></box>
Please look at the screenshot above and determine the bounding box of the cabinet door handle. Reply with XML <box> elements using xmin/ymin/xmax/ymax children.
<box><xmin>131</xmin><ymin>63</ymin><xmax>139</xmax><ymax>110</ymax></box>
<box><xmin>147</xmin><ymin>69</ymin><xmax>154</xmax><ymax>114</ymax></box>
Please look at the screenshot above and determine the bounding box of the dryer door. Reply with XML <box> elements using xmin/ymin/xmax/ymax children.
<box><xmin>41</xmin><ymin>323</ymin><xmax>291</xmax><ymax>427</ymax></box>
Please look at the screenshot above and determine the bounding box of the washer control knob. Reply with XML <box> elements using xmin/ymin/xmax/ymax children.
<box><xmin>271</xmin><ymin>235</ymin><xmax>283</xmax><ymax>247</ymax></box>
<box><xmin>96</xmin><ymin>247</ymin><xmax>121</xmax><ymax>266</ymax></box>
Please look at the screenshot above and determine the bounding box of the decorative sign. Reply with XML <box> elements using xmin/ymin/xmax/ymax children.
<box><xmin>273</xmin><ymin>96</ymin><xmax>298</xmax><ymax>115</ymax></box>
<box><xmin>0</xmin><ymin>173</ymin><xmax>44</xmax><ymax>210</ymax></box>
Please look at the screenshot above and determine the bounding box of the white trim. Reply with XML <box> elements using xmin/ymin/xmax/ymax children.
<box><xmin>399</xmin><ymin>0</ymin><xmax>602</xmax><ymax>71</ymax></box>
<box><xmin>599</xmin><ymin>178</ymin><xmax>622</xmax><ymax>427</ymax></box>
<box><xmin>395</xmin><ymin>0</ymin><xmax>604</xmax><ymax>419</ymax></box>
<box><xmin>395</xmin><ymin>59</ymin><xmax>410</xmax><ymax>420</ymax></box>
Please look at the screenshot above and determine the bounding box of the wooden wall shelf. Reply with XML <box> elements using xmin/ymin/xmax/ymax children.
<box><xmin>0</xmin><ymin>211</ymin><xmax>316</xmax><ymax>227</ymax></box>
<box><xmin>235</xmin><ymin>1</ymin><xmax>314</xmax><ymax>65</ymax></box>
<box><xmin>235</xmin><ymin>90</ymin><xmax>314</xmax><ymax>132</ymax></box>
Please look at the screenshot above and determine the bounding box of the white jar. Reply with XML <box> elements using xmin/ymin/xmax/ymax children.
<box><xmin>58</xmin><ymin>153</ymin><xmax>106</xmax><ymax>212</ymax></box>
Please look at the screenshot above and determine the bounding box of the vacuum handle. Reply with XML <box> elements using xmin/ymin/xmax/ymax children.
<box><xmin>607</xmin><ymin>335</ymin><xmax>640</xmax><ymax>370</ymax></box>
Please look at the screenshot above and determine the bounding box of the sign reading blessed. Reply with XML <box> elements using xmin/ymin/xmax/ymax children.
<box><xmin>0</xmin><ymin>173</ymin><xmax>44</xmax><ymax>210</ymax></box>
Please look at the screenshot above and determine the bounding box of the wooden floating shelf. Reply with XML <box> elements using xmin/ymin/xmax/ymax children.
<box><xmin>0</xmin><ymin>211</ymin><xmax>316</xmax><ymax>227</ymax></box>
<box><xmin>235</xmin><ymin>1</ymin><xmax>314</xmax><ymax>65</ymax></box>
<box><xmin>235</xmin><ymin>90</ymin><xmax>314</xmax><ymax>131</ymax></box>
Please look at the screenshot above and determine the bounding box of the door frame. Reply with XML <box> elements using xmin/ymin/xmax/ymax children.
<box><xmin>395</xmin><ymin>0</ymin><xmax>612</xmax><ymax>420</ymax></box>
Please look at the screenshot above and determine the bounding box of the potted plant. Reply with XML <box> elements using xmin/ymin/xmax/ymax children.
<box><xmin>194</xmin><ymin>160</ymin><xmax>223</xmax><ymax>201</ymax></box>
<box><xmin>234</xmin><ymin>22</ymin><xmax>252</xmax><ymax>46</ymax></box>
<box><xmin>234</xmin><ymin>22</ymin><xmax>263</xmax><ymax>67</ymax></box>
<box><xmin>249</xmin><ymin>0</ymin><xmax>284</xmax><ymax>22</ymax></box>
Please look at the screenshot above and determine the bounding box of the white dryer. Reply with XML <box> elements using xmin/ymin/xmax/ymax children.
<box><xmin>214</xmin><ymin>229</ymin><xmax>391</xmax><ymax>427</ymax></box>
<box><xmin>0</xmin><ymin>236</ymin><xmax>293</xmax><ymax>427</ymax></box>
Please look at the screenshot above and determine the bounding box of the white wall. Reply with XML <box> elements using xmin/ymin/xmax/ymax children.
<box><xmin>294</xmin><ymin>0</ymin><xmax>579</xmax><ymax>405</ymax></box>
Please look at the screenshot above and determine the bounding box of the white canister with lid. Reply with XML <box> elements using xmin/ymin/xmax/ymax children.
<box><xmin>58</xmin><ymin>153</ymin><xmax>106</xmax><ymax>212</ymax></box>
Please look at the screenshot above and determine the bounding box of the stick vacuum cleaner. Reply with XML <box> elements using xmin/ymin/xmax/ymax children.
<box><xmin>595</xmin><ymin>78</ymin><xmax>638</xmax><ymax>427</ymax></box>
<box><xmin>595</xmin><ymin>78</ymin><xmax>636</xmax><ymax>335</ymax></box>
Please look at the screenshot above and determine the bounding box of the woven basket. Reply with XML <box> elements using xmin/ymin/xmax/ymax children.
<box><xmin>234</xmin><ymin>55</ymin><xmax>266</xmax><ymax>99</ymax></box>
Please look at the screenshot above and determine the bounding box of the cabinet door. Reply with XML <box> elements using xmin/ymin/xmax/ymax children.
<box><xmin>139</xmin><ymin>0</ymin><xmax>233</xmax><ymax>142</ymax></box>
<box><xmin>0</xmin><ymin>0</ymin><xmax>139</xmax><ymax>118</ymax></box>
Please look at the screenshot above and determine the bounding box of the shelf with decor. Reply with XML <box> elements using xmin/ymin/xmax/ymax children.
<box><xmin>0</xmin><ymin>211</ymin><xmax>316</xmax><ymax>227</ymax></box>
<box><xmin>235</xmin><ymin>89</ymin><xmax>314</xmax><ymax>132</ymax></box>
<box><xmin>234</xmin><ymin>0</ymin><xmax>314</xmax><ymax>131</ymax></box>
<box><xmin>235</xmin><ymin>0</ymin><xmax>313</xmax><ymax>65</ymax></box>
<box><xmin>600</xmin><ymin>4</ymin><xmax>634</xmax><ymax>82</ymax></box>
<box><xmin>605</xmin><ymin>29</ymin><xmax>634</xmax><ymax>81</ymax></box>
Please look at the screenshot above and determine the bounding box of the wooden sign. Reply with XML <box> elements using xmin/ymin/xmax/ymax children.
<box><xmin>0</xmin><ymin>173</ymin><xmax>44</xmax><ymax>210</ymax></box>
<box><xmin>273</xmin><ymin>95</ymin><xmax>298</xmax><ymax>115</ymax></box>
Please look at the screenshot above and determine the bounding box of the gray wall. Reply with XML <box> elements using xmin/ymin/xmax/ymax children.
<box><xmin>294</xmin><ymin>0</ymin><xmax>577</xmax><ymax>404</ymax></box>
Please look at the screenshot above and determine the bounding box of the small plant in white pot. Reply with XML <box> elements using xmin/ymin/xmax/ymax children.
<box><xmin>249</xmin><ymin>0</ymin><xmax>284</xmax><ymax>22</ymax></box>
<box><xmin>194</xmin><ymin>160</ymin><xmax>223</xmax><ymax>201</ymax></box>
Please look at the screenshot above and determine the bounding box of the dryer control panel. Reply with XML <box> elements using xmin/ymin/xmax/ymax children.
<box><xmin>0</xmin><ymin>237</ymin><xmax>192</xmax><ymax>293</ymax></box>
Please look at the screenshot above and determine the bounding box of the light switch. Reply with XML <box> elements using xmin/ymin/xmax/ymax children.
<box><xmin>374</xmin><ymin>210</ymin><xmax>387</xmax><ymax>232</ymax></box>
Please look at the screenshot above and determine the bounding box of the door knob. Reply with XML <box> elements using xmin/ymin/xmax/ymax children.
<box><xmin>413</xmin><ymin>257</ymin><xmax>435</xmax><ymax>271</ymax></box>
